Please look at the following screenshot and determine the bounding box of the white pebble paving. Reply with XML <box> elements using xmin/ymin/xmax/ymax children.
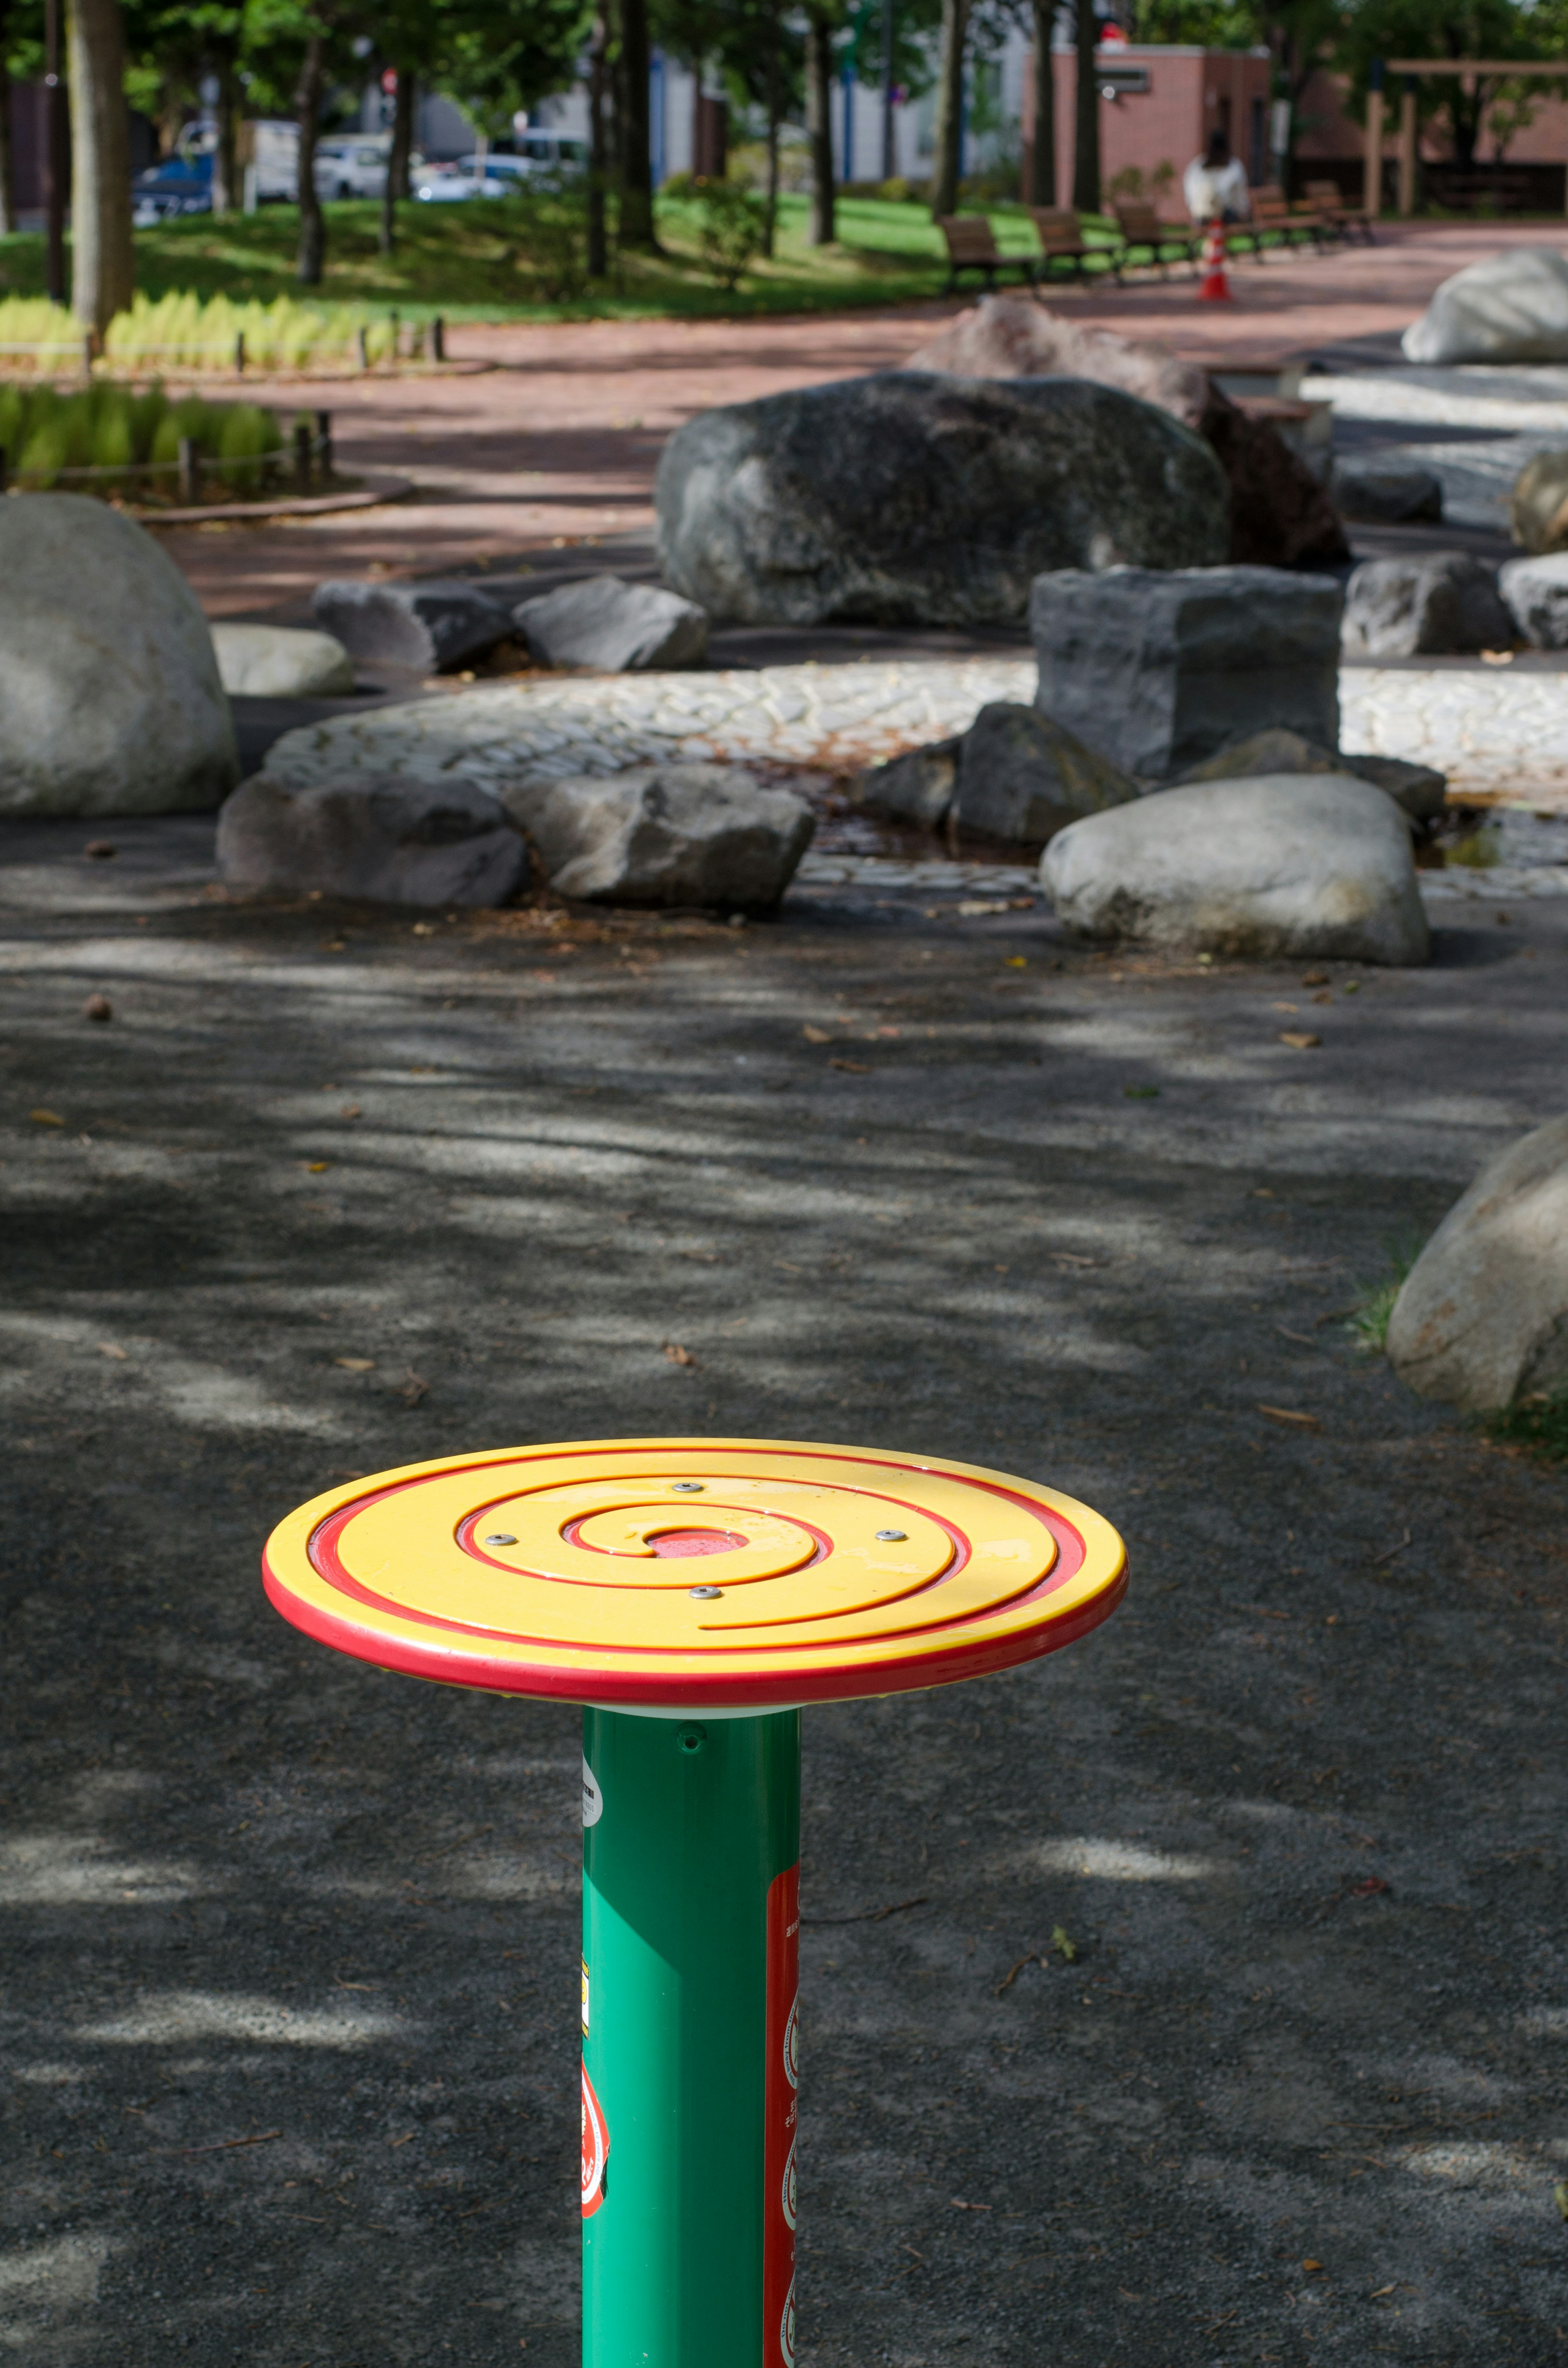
<box><xmin>263</xmin><ymin>655</ymin><xmax>1568</xmax><ymax>812</ymax></box>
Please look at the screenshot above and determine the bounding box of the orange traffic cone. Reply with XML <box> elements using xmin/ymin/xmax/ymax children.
<box><xmin>1197</xmin><ymin>218</ymin><xmax>1232</xmax><ymax>303</ymax></box>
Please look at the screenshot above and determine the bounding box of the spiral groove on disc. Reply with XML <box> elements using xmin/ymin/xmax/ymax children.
<box><xmin>263</xmin><ymin>1437</ymin><xmax>1126</xmax><ymax>1708</ymax></box>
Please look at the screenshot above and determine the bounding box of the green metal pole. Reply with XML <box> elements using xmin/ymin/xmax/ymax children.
<box><xmin>582</xmin><ymin>1707</ymin><xmax>801</xmax><ymax>2368</ymax></box>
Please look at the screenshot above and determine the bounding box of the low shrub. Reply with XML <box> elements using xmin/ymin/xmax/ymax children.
<box><xmin>687</xmin><ymin>176</ymin><xmax>768</xmax><ymax>289</ymax></box>
<box><xmin>0</xmin><ymin>382</ymin><xmax>285</xmax><ymax>499</ymax></box>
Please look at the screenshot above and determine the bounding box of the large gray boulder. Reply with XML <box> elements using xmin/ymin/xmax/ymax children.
<box><xmin>1387</xmin><ymin>1114</ymin><xmax>1568</xmax><ymax>1411</ymax></box>
<box><xmin>1498</xmin><ymin>551</ymin><xmax>1568</xmax><ymax>649</ymax></box>
<box><xmin>1171</xmin><ymin>727</ymin><xmax>1448</xmax><ymax>825</ymax></box>
<box><xmin>1030</xmin><ymin>566</ymin><xmax>1342</xmax><ymax>782</ymax></box>
<box><xmin>310</xmin><ymin>579</ymin><xmax>512</xmax><ymax>673</ymax></box>
<box><xmin>1341</xmin><ymin>553</ymin><xmax>1513</xmax><ymax>659</ymax></box>
<box><xmin>513</xmin><ymin>575</ymin><xmax>708</xmax><ymax>671</ymax></box>
<box><xmin>216</xmin><ymin>772</ymin><xmax>529</xmax><ymax>906</ymax></box>
<box><xmin>0</xmin><ymin>493</ymin><xmax>237</xmax><ymax>816</ymax></box>
<box><xmin>902</xmin><ymin>295</ymin><xmax>1345</xmax><ymax>570</ymax></box>
<box><xmin>655</xmin><ymin>372</ymin><xmax>1228</xmax><ymax>628</ymax></box>
<box><xmin>212</xmin><ymin>622</ymin><xmax>354</xmax><ymax>697</ymax></box>
<box><xmin>1402</xmin><ymin>247</ymin><xmax>1568</xmax><ymax>366</ymax></box>
<box><xmin>1040</xmin><ymin>774</ymin><xmax>1430</xmax><ymax>964</ymax></box>
<box><xmin>953</xmin><ymin>703</ymin><xmax>1138</xmax><ymax>845</ymax></box>
<box><xmin>500</xmin><ymin>763</ymin><xmax>813</xmax><ymax>908</ymax></box>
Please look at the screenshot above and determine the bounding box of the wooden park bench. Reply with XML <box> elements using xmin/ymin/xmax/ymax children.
<box><xmin>1110</xmin><ymin>201</ymin><xmax>1201</xmax><ymax>277</ymax></box>
<box><xmin>1248</xmin><ymin>185</ymin><xmax>1325</xmax><ymax>254</ymax></box>
<box><xmin>936</xmin><ymin>215</ymin><xmax>1036</xmax><ymax>294</ymax></box>
<box><xmin>1025</xmin><ymin>207</ymin><xmax>1106</xmax><ymax>283</ymax></box>
<box><xmin>1301</xmin><ymin>178</ymin><xmax>1376</xmax><ymax>245</ymax></box>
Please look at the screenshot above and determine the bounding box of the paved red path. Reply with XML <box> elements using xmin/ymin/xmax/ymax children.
<box><xmin>157</xmin><ymin>221</ymin><xmax>1562</xmax><ymax>620</ymax></box>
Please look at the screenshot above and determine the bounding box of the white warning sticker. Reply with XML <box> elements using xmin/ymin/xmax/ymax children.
<box><xmin>582</xmin><ymin>1755</ymin><xmax>603</xmax><ymax>1828</ymax></box>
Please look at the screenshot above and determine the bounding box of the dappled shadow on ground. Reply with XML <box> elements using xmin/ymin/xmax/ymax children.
<box><xmin>2</xmin><ymin>827</ymin><xmax>1566</xmax><ymax>2363</ymax></box>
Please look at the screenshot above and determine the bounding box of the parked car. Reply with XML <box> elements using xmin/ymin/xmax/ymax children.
<box><xmin>131</xmin><ymin>134</ymin><xmax>212</xmax><ymax>224</ymax></box>
<box><xmin>457</xmin><ymin>133</ymin><xmax>586</xmax><ymax>182</ymax></box>
<box><xmin>248</xmin><ymin>118</ymin><xmax>301</xmax><ymax>203</ymax></box>
<box><xmin>314</xmin><ymin>136</ymin><xmax>425</xmax><ymax>200</ymax></box>
<box><xmin>412</xmin><ymin>165</ymin><xmax>508</xmax><ymax>203</ymax></box>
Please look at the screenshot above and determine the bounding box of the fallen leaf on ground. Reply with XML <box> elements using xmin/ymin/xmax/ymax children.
<box><xmin>30</xmin><ymin>1108</ymin><xmax>64</xmax><ymax>1126</ymax></box>
<box><xmin>1349</xmin><ymin>1876</ymin><xmax>1389</xmax><ymax>1899</ymax></box>
<box><xmin>1124</xmin><ymin>1084</ymin><xmax>1160</xmax><ymax>1099</ymax></box>
<box><xmin>1302</xmin><ymin>2259</ymin><xmax>1325</xmax><ymax>2274</ymax></box>
<box><xmin>305</xmin><ymin>1161</ymin><xmax>330</xmax><ymax>1173</ymax></box>
<box><xmin>84</xmin><ymin>994</ymin><xmax>113</xmax><ymax>1023</ymax></box>
<box><xmin>802</xmin><ymin>1025</ymin><xmax>832</xmax><ymax>1043</ymax></box>
<box><xmin>339</xmin><ymin>1104</ymin><xmax>361</xmax><ymax>1119</ymax></box>
<box><xmin>1370</xmin><ymin>2284</ymin><xmax>1396</xmax><ymax>2298</ymax></box>
<box><xmin>950</xmin><ymin>2198</ymin><xmax>991</xmax><ymax>2211</ymax></box>
<box><xmin>1258</xmin><ymin>1404</ymin><xmax>1321</xmax><ymax>1429</ymax></box>
<box><xmin>1003</xmin><ymin>956</ymin><xmax>1027</xmax><ymax>970</ymax></box>
<box><xmin>829</xmin><ymin>1057</ymin><xmax>871</xmax><ymax>1073</ymax></box>
<box><xmin>83</xmin><ymin>839</ymin><xmax>117</xmax><ymax>859</ymax></box>
<box><xmin>1278</xmin><ymin>1032</ymin><xmax>1322</xmax><ymax>1050</ymax></box>
<box><xmin>334</xmin><ymin>1357</ymin><xmax>376</xmax><ymax>1372</ymax></box>
<box><xmin>396</xmin><ymin>1368</ymin><xmax>429</xmax><ymax>1407</ymax></box>
<box><xmin>664</xmin><ymin>1342</ymin><xmax>697</xmax><ymax>1367</ymax></box>
<box><xmin>1051</xmin><ymin>1923</ymin><xmax>1078</xmax><ymax>1962</ymax></box>
<box><xmin>1554</xmin><ymin>2181</ymin><xmax>1568</xmax><ymax>2221</ymax></box>
<box><xmin>1300</xmin><ymin>971</ymin><xmax>1328</xmax><ymax>986</ymax></box>
<box><xmin>97</xmin><ymin>1343</ymin><xmax>128</xmax><ymax>1360</ymax></box>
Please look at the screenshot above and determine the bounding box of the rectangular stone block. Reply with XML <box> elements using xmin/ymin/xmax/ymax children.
<box><xmin>1030</xmin><ymin>565</ymin><xmax>1343</xmax><ymax>782</ymax></box>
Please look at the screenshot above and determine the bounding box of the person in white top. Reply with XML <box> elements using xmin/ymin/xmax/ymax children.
<box><xmin>1183</xmin><ymin>129</ymin><xmax>1251</xmax><ymax>225</ymax></box>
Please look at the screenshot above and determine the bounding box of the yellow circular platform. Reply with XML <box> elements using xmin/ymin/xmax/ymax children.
<box><xmin>263</xmin><ymin>1437</ymin><xmax>1126</xmax><ymax>1710</ymax></box>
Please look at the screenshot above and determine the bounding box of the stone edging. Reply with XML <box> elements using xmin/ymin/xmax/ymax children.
<box><xmin>136</xmin><ymin>472</ymin><xmax>414</xmax><ymax>528</ymax></box>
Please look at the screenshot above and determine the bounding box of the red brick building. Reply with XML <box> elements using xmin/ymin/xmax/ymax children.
<box><xmin>1020</xmin><ymin>44</ymin><xmax>1274</xmax><ymax>213</ymax></box>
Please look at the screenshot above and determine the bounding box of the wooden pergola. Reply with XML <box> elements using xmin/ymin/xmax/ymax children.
<box><xmin>1365</xmin><ymin>57</ymin><xmax>1568</xmax><ymax>218</ymax></box>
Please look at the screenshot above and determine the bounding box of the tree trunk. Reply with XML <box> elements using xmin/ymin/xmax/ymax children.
<box><xmin>1028</xmin><ymin>0</ymin><xmax>1055</xmax><ymax>205</ymax></box>
<box><xmin>210</xmin><ymin>52</ymin><xmax>238</xmax><ymax>215</ymax></box>
<box><xmin>0</xmin><ymin>5</ymin><xmax>14</xmax><ymax>239</ymax></box>
<box><xmin>295</xmin><ymin>33</ymin><xmax>326</xmax><ymax>285</ymax></box>
<box><xmin>929</xmin><ymin>0</ymin><xmax>967</xmax><ymax>218</ymax></box>
<box><xmin>618</xmin><ymin>0</ymin><xmax>655</xmax><ymax>248</ymax></box>
<box><xmin>67</xmin><ymin>0</ymin><xmax>135</xmax><ymax>334</ymax></box>
<box><xmin>762</xmin><ymin>23</ymin><xmax>781</xmax><ymax>257</ymax></box>
<box><xmin>587</xmin><ymin>0</ymin><xmax>610</xmax><ymax>276</ymax></box>
<box><xmin>1071</xmin><ymin>0</ymin><xmax>1099</xmax><ymax>214</ymax></box>
<box><xmin>804</xmin><ymin>8</ymin><xmax>835</xmax><ymax>245</ymax></box>
<box><xmin>379</xmin><ymin>65</ymin><xmax>414</xmax><ymax>255</ymax></box>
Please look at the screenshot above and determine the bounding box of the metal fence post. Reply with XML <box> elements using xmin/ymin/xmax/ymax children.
<box><xmin>315</xmin><ymin>410</ymin><xmax>333</xmax><ymax>478</ymax></box>
<box><xmin>432</xmin><ymin>314</ymin><xmax>445</xmax><ymax>363</ymax></box>
<box><xmin>177</xmin><ymin>437</ymin><xmax>199</xmax><ymax>504</ymax></box>
<box><xmin>293</xmin><ymin>420</ymin><xmax>313</xmax><ymax>491</ymax></box>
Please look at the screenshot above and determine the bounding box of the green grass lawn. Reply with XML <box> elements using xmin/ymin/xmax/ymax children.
<box><xmin>0</xmin><ymin>191</ymin><xmax>1127</xmax><ymax>324</ymax></box>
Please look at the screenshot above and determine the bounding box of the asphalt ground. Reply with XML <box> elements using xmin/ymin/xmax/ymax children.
<box><xmin>2</xmin><ymin>816</ymin><xmax>1566</xmax><ymax>2368</ymax></box>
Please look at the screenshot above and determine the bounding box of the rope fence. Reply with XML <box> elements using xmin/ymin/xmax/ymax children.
<box><xmin>0</xmin><ymin>412</ymin><xmax>336</xmax><ymax>503</ymax></box>
<box><xmin>0</xmin><ymin>317</ymin><xmax>444</xmax><ymax>377</ymax></box>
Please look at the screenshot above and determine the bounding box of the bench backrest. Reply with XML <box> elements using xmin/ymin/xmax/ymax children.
<box><xmin>1302</xmin><ymin>179</ymin><xmax>1346</xmax><ymax>213</ymax></box>
<box><xmin>1027</xmin><ymin>207</ymin><xmax>1087</xmax><ymax>254</ymax></box>
<box><xmin>1113</xmin><ymin>201</ymin><xmax>1172</xmax><ymax>240</ymax></box>
<box><xmin>938</xmin><ymin>215</ymin><xmax>1000</xmax><ymax>262</ymax></box>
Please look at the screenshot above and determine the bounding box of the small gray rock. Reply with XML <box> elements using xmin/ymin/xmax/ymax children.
<box><xmin>512</xmin><ymin>575</ymin><xmax>708</xmax><ymax>671</ymax></box>
<box><xmin>656</xmin><ymin>372</ymin><xmax>1228</xmax><ymax>628</ymax></box>
<box><xmin>1403</xmin><ymin>247</ymin><xmax>1568</xmax><ymax>367</ymax></box>
<box><xmin>212</xmin><ymin>622</ymin><xmax>355</xmax><ymax>698</ymax></box>
<box><xmin>1332</xmin><ymin>465</ymin><xmax>1443</xmax><ymax>524</ymax></box>
<box><xmin>1341</xmin><ymin>752</ymin><xmax>1449</xmax><ymax>826</ymax></box>
<box><xmin>1031</xmin><ymin>565</ymin><xmax>1343</xmax><ymax>781</ymax></box>
<box><xmin>1499</xmin><ymin>551</ymin><xmax>1568</xmax><ymax>649</ymax></box>
<box><xmin>0</xmin><ymin>493</ymin><xmax>237</xmax><ymax>817</ymax></box>
<box><xmin>216</xmin><ymin>772</ymin><xmax>529</xmax><ymax>906</ymax></box>
<box><xmin>854</xmin><ymin>738</ymin><xmax>961</xmax><ymax>827</ymax></box>
<box><xmin>1508</xmin><ymin>447</ymin><xmax>1568</xmax><ymax>554</ymax></box>
<box><xmin>1040</xmin><ymin>773</ymin><xmax>1430</xmax><ymax>964</ymax></box>
<box><xmin>954</xmin><ymin>703</ymin><xmax>1138</xmax><ymax>845</ymax></box>
<box><xmin>501</xmin><ymin>763</ymin><xmax>813</xmax><ymax>908</ymax></box>
<box><xmin>1387</xmin><ymin>1112</ymin><xmax>1568</xmax><ymax>1411</ymax></box>
<box><xmin>1169</xmin><ymin>728</ymin><xmax>1447</xmax><ymax>825</ymax></box>
<box><xmin>310</xmin><ymin>580</ymin><xmax>512</xmax><ymax>673</ymax></box>
<box><xmin>1341</xmin><ymin>553</ymin><xmax>1513</xmax><ymax>659</ymax></box>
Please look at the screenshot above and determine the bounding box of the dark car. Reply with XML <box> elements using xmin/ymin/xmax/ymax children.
<box><xmin>132</xmin><ymin>147</ymin><xmax>212</xmax><ymax>223</ymax></box>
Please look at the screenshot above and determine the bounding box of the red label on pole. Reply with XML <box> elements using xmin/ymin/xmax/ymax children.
<box><xmin>764</xmin><ymin>1862</ymin><xmax>799</xmax><ymax>2366</ymax></box>
<box><xmin>581</xmin><ymin>2061</ymin><xmax>609</xmax><ymax>2217</ymax></box>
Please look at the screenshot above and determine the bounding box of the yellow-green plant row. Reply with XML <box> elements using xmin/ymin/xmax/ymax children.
<box><xmin>0</xmin><ymin>291</ymin><xmax>397</xmax><ymax>372</ymax></box>
<box><xmin>0</xmin><ymin>381</ymin><xmax>285</xmax><ymax>497</ymax></box>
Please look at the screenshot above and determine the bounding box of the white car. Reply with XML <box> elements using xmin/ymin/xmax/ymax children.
<box><xmin>313</xmin><ymin>137</ymin><xmax>424</xmax><ymax>199</ymax></box>
<box><xmin>456</xmin><ymin>134</ymin><xmax>587</xmax><ymax>182</ymax></box>
<box><xmin>413</xmin><ymin>166</ymin><xmax>507</xmax><ymax>203</ymax></box>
